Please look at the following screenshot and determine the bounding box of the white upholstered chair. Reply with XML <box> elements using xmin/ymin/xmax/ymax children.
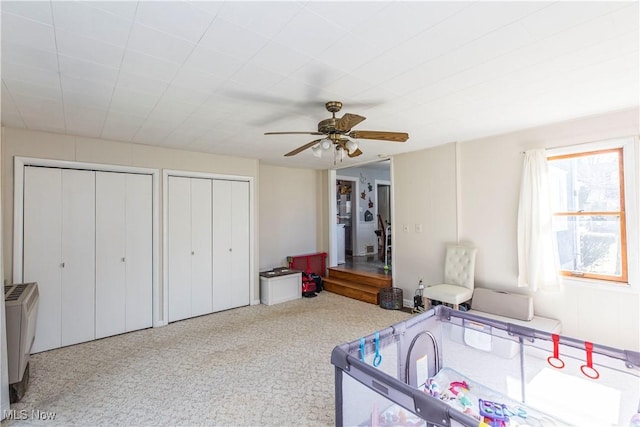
<box><xmin>423</xmin><ymin>244</ymin><xmax>477</xmax><ymax>310</ymax></box>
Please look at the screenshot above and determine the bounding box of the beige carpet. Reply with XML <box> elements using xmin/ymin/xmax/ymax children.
<box><xmin>7</xmin><ymin>292</ymin><xmax>409</xmax><ymax>426</ymax></box>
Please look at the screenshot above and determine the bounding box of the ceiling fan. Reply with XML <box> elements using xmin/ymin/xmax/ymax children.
<box><xmin>264</xmin><ymin>101</ymin><xmax>409</xmax><ymax>159</ymax></box>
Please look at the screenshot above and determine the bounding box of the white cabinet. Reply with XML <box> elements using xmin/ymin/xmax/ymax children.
<box><xmin>260</xmin><ymin>271</ymin><xmax>301</xmax><ymax>305</ymax></box>
<box><xmin>168</xmin><ymin>176</ymin><xmax>250</xmax><ymax>321</ymax></box>
<box><xmin>95</xmin><ymin>172</ymin><xmax>152</xmax><ymax>338</ymax></box>
<box><xmin>24</xmin><ymin>167</ymin><xmax>96</xmax><ymax>353</ymax></box>
<box><xmin>168</xmin><ymin>176</ymin><xmax>213</xmax><ymax>322</ymax></box>
<box><xmin>23</xmin><ymin>166</ymin><xmax>153</xmax><ymax>352</ymax></box>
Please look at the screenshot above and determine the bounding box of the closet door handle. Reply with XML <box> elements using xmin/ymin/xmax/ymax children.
<box><xmin>121</xmin><ymin>257</ymin><xmax>126</xmax><ymax>262</ymax></box>
<box><xmin>229</xmin><ymin>248</ymin><xmax>232</xmax><ymax>252</ymax></box>
<box><xmin>60</xmin><ymin>262</ymin><xmax>65</xmax><ymax>268</ymax></box>
<box><xmin>191</xmin><ymin>251</ymin><xmax>195</xmax><ymax>255</ymax></box>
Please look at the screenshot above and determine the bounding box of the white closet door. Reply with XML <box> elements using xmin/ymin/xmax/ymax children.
<box><xmin>95</xmin><ymin>172</ymin><xmax>126</xmax><ymax>339</ymax></box>
<box><xmin>168</xmin><ymin>176</ymin><xmax>192</xmax><ymax>322</ymax></box>
<box><xmin>60</xmin><ymin>169</ymin><xmax>95</xmax><ymax>347</ymax></box>
<box><xmin>212</xmin><ymin>180</ymin><xmax>233</xmax><ymax>312</ymax></box>
<box><xmin>190</xmin><ymin>178</ymin><xmax>212</xmax><ymax>317</ymax></box>
<box><xmin>24</xmin><ymin>167</ymin><xmax>62</xmax><ymax>353</ymax></box>
<box><xmin>231</xmin><ymin>180</ymin><xmax>250</xmax><ymax>308</ymax></box>
<box><xmin>125</xmin><ymin>173</ymin><xmax>153</xmax><ymax>332</ymax></box>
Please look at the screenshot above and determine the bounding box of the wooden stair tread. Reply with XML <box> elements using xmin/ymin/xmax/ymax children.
<box><xmin>327</xmin><ymin>266</ymin><xmax>390</xmax><ymax>281</ymax></box>
<box><xmin>326</xmin><ymin>267</ymin><xmax>391</xmax><ymax>289</ymax></box>
<box><xmin>322</xmin><ymin>277</ymin><xmax>384</xmax><ymax>293</ymax></box>
<box><xmin>322</xmin><ymin>267</ymin><xmax>393</xmax><ymax>305</ymax></box>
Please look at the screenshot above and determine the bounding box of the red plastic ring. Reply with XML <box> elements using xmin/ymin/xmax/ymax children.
<box><xmin>580</xmin><ymin>364</ymin><xmax>600</xmax><ymax>379</ymax></box>
<box><xmin>547</xmin><ymin>356</ymin><xmax>565</xmax><ymax>369</ymax></box>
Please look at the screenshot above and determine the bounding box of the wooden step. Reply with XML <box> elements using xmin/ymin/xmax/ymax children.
<box><xmin>322</xmin><ymin>277</ymin><xmax>382</xmax><ymax>305</ymax></box>
<box><xmin>322</xmin><ymin>267</ymin><xmax>393</xmax><ymax>305</ymax></box>
<box><xmin>326</xmin><ymin>267</ymin><xmax>391</xmax><ymax>289</ymax></box>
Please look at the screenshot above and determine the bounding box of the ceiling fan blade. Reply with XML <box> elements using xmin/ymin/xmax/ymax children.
<box><xmin>349</xmin><ymin>130</ymin><xmax>409</xmax><ymax>142</ymax></box>
<box><xmin>265</xmin><ymin>131</ymin><xmax>325</xmax><ymax>136</ymax></box>
<box><xmin>347</xmin><ymin>148</ymin><xmax>363</xmax><ymax>158</ymax></box>
<box><xmin>335</xmin><ymin>113</ymin><xmax>366</xmax><ymax>132</ymax></box>
<box><xmin>284</xmin><ymin>139</ymin><xmax>324</xmax><ymax>157</ymax></box>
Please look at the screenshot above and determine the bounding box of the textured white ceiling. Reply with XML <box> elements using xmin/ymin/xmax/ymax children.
<box><xmin>1</xmin><ymin>1</ymin><xmax>638</xmax><ymax>169</ymax></box>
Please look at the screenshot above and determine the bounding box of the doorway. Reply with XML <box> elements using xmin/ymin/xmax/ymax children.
<box><xmin>329</xmin><ymin>160</ymin><xmax>391</xmax><ymax>273</ymax></box>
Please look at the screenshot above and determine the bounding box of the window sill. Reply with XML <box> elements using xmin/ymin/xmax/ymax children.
<box><xmin>560</xmin><ymin>276</ymin><xmax>638</xmax><ymax>293</ymax></box>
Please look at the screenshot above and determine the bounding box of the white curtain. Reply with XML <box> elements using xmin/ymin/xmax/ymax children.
<box><xmin>517</xmin><ymin>149</ymin><xmax>559</xmax><ymax>291</ymax></box>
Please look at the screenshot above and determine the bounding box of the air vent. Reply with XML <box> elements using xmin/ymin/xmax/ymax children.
<box><xmin>366</xmin><ymin>245</ymin><xmax>375</xmax><ymax>254</ymax></box>
<box><xmin>5</xmin><ymin>284</ymin><xmax>28</xmax><ymax>302</ymax></box>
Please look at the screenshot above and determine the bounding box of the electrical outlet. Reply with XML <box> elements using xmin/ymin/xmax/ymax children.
<box><xmin>415</xmin><ymin>223</ymin><xmax>423</xmax><ymax>233</ymax></box>
<box><xmin>402</xmin><ymin>224</ymin><xmax>409</xmax><ymax>232</ymax></box>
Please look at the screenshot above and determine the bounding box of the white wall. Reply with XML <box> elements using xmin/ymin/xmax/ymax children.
<box><xmin>393</xmin><ymin>143</ymin><xmax>458</xmax><ymax>295</ymax></box>
<box><xmin>259</xmin><ymin>164</ymin><xmax>323</xmax><ymax>270</ymax></box>
<box><xmin>392</xmin><ymin>108</ymin><xmax>639</xmax><ymax>350</ymax></box>
<box><xmin>458</xmin><ymin>108</ymin><xmax>640</xmax><ymax>350</ymax></box>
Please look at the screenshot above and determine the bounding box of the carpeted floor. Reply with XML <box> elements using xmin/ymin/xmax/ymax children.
<box><xmin>6</xmin><ymin>292</ymin><xmax>409</xmax><ymax>426</ymax></box>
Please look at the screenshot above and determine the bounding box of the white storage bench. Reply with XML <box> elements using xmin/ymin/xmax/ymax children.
<box><xmin>259</xmin><ymin>269</ymin><xmax>302</xmax><ymax>306</ymax></box>
<box><xmin>452</xmin><ymin>288</ymin><xmax>562</xmax><ymax>358</ymax></box>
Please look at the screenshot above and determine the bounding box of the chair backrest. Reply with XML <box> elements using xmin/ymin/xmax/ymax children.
<box><xmin>443</xmin><ymin>244</ymin><xmax>477</xmax><ymax>290</ymax></box>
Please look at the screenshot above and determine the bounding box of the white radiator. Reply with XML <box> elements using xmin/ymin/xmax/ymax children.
<box><xmin>4</xmin><ymin>282</ymin><xmax>39</xmax><ymax>385</ymax></box>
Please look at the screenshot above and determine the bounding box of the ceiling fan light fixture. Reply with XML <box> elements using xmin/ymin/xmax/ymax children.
<box><xmin>345</xmin><ymin>140</ymin><xmax>358</xmax><ymax>155</ymax></box>
<box><xmin>311</xmin><ymin>145</ymin><xmax>323</xmax><ymax>158</ymax></box>
<box><xmin>264</xmin><ymin>101</ymin><xmax>408</xmax><ymax>158</ymax></box>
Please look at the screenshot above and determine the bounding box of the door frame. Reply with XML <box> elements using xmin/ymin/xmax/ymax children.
<box><xmin>13</xmin><ymin>157</ymin><xmax>162</xmax><ymax>326</ymax></box>
<box><xmin>374</xmin><ymin>179</ymin><xmax>391</xmax><ymax>256</ymax></box>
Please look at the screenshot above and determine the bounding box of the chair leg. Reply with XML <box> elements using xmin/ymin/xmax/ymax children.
<box><xmin>453</xmin><ymin>303</ymin><xmax>459</xmax><ymax>310</ymax></box>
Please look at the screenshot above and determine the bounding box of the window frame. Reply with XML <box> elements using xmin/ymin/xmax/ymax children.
<box><xmin>547</xmin><ymin>147</ymin><xmax>628</xmax><ymax>284</ymax></box>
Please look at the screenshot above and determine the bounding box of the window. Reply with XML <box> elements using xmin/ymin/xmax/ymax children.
<box><xmin>548</xmin><ymin>148</ymin><xmax>627</xmax><ymax>283</ymax></box>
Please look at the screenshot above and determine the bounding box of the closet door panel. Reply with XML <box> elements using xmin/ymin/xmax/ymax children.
<box><xmin>190</xmin><ymin>178</ymin><xmax>212</xmax><ymax>317</ymax></box>
<box><xmin>231</xmin><ymin>181</ymin><xmax>250</xmax><ymax>308</ymax></box>
<box><xmin>95</xmin><ymin>172</ymin><xmax>126</xmax><ymax>339</ymax></box>
<box><xmin>60</xmin><ymin>169</ymin><xmax>95</xmax><ymax>347</ymax></box>
<box><xmin>212</xmin><ymin>180</ymin><xmax>233</xmax><ymax>312</ymax></box>
<box><xmin>24</xmin><ymin>167</ymin><xmax>62</xmax><ymax>353</ymax></box>
<box><xmin>168</xmin><ymin>176</ymin><xmax>192</xmax><ymax>322</ymax></box>
<box><xmin>125</xmin><ymin>173</ymin><xmax>153</xmax><ymax>331</ymax></box>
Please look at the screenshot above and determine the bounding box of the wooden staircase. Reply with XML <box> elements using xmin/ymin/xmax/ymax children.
<box><xmin>322</xmin><ymin>266</ymin><xmax>392</xmax><ymax>304</ymax></box>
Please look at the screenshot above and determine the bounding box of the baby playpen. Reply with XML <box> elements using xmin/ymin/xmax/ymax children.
<box><xmin>332</xmin><ymin>305</ymin><xmax>640</xmax><ymax>427</ymax></box>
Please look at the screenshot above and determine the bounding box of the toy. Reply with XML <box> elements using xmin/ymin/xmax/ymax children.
<box><xmin>448</xmin><ymin>380</ymin><xmax>469</xmax><ymax>396</ymax></box>
<box><xmin>424</xmin><ymin>378</ymin><xmax>440</xmax><ymax>398</ymax></box>
<box><xmin>457</xmin><ymin>393</ymin><xmax>472</xmax><ymax>409</ymax></box>
<box><xmin>373</xmin><ymin>332</ymin><xmax>383</xmax><ymax>367</ymax></box>
<box><xmin>479</xmin><ymin>399</ymin><xmax>509</xmax><ymax>427</ymax></box>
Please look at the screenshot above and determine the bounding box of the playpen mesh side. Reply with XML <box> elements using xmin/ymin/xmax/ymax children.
<box><xmin>438</xmin><ymin>311</ymin><xmax>640</xmax><ymax>426</ymax></box>
<box><xmin>333</xmin><ymin>307</ymin><xmax>640</xmax><ymax>427</ymax></box>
